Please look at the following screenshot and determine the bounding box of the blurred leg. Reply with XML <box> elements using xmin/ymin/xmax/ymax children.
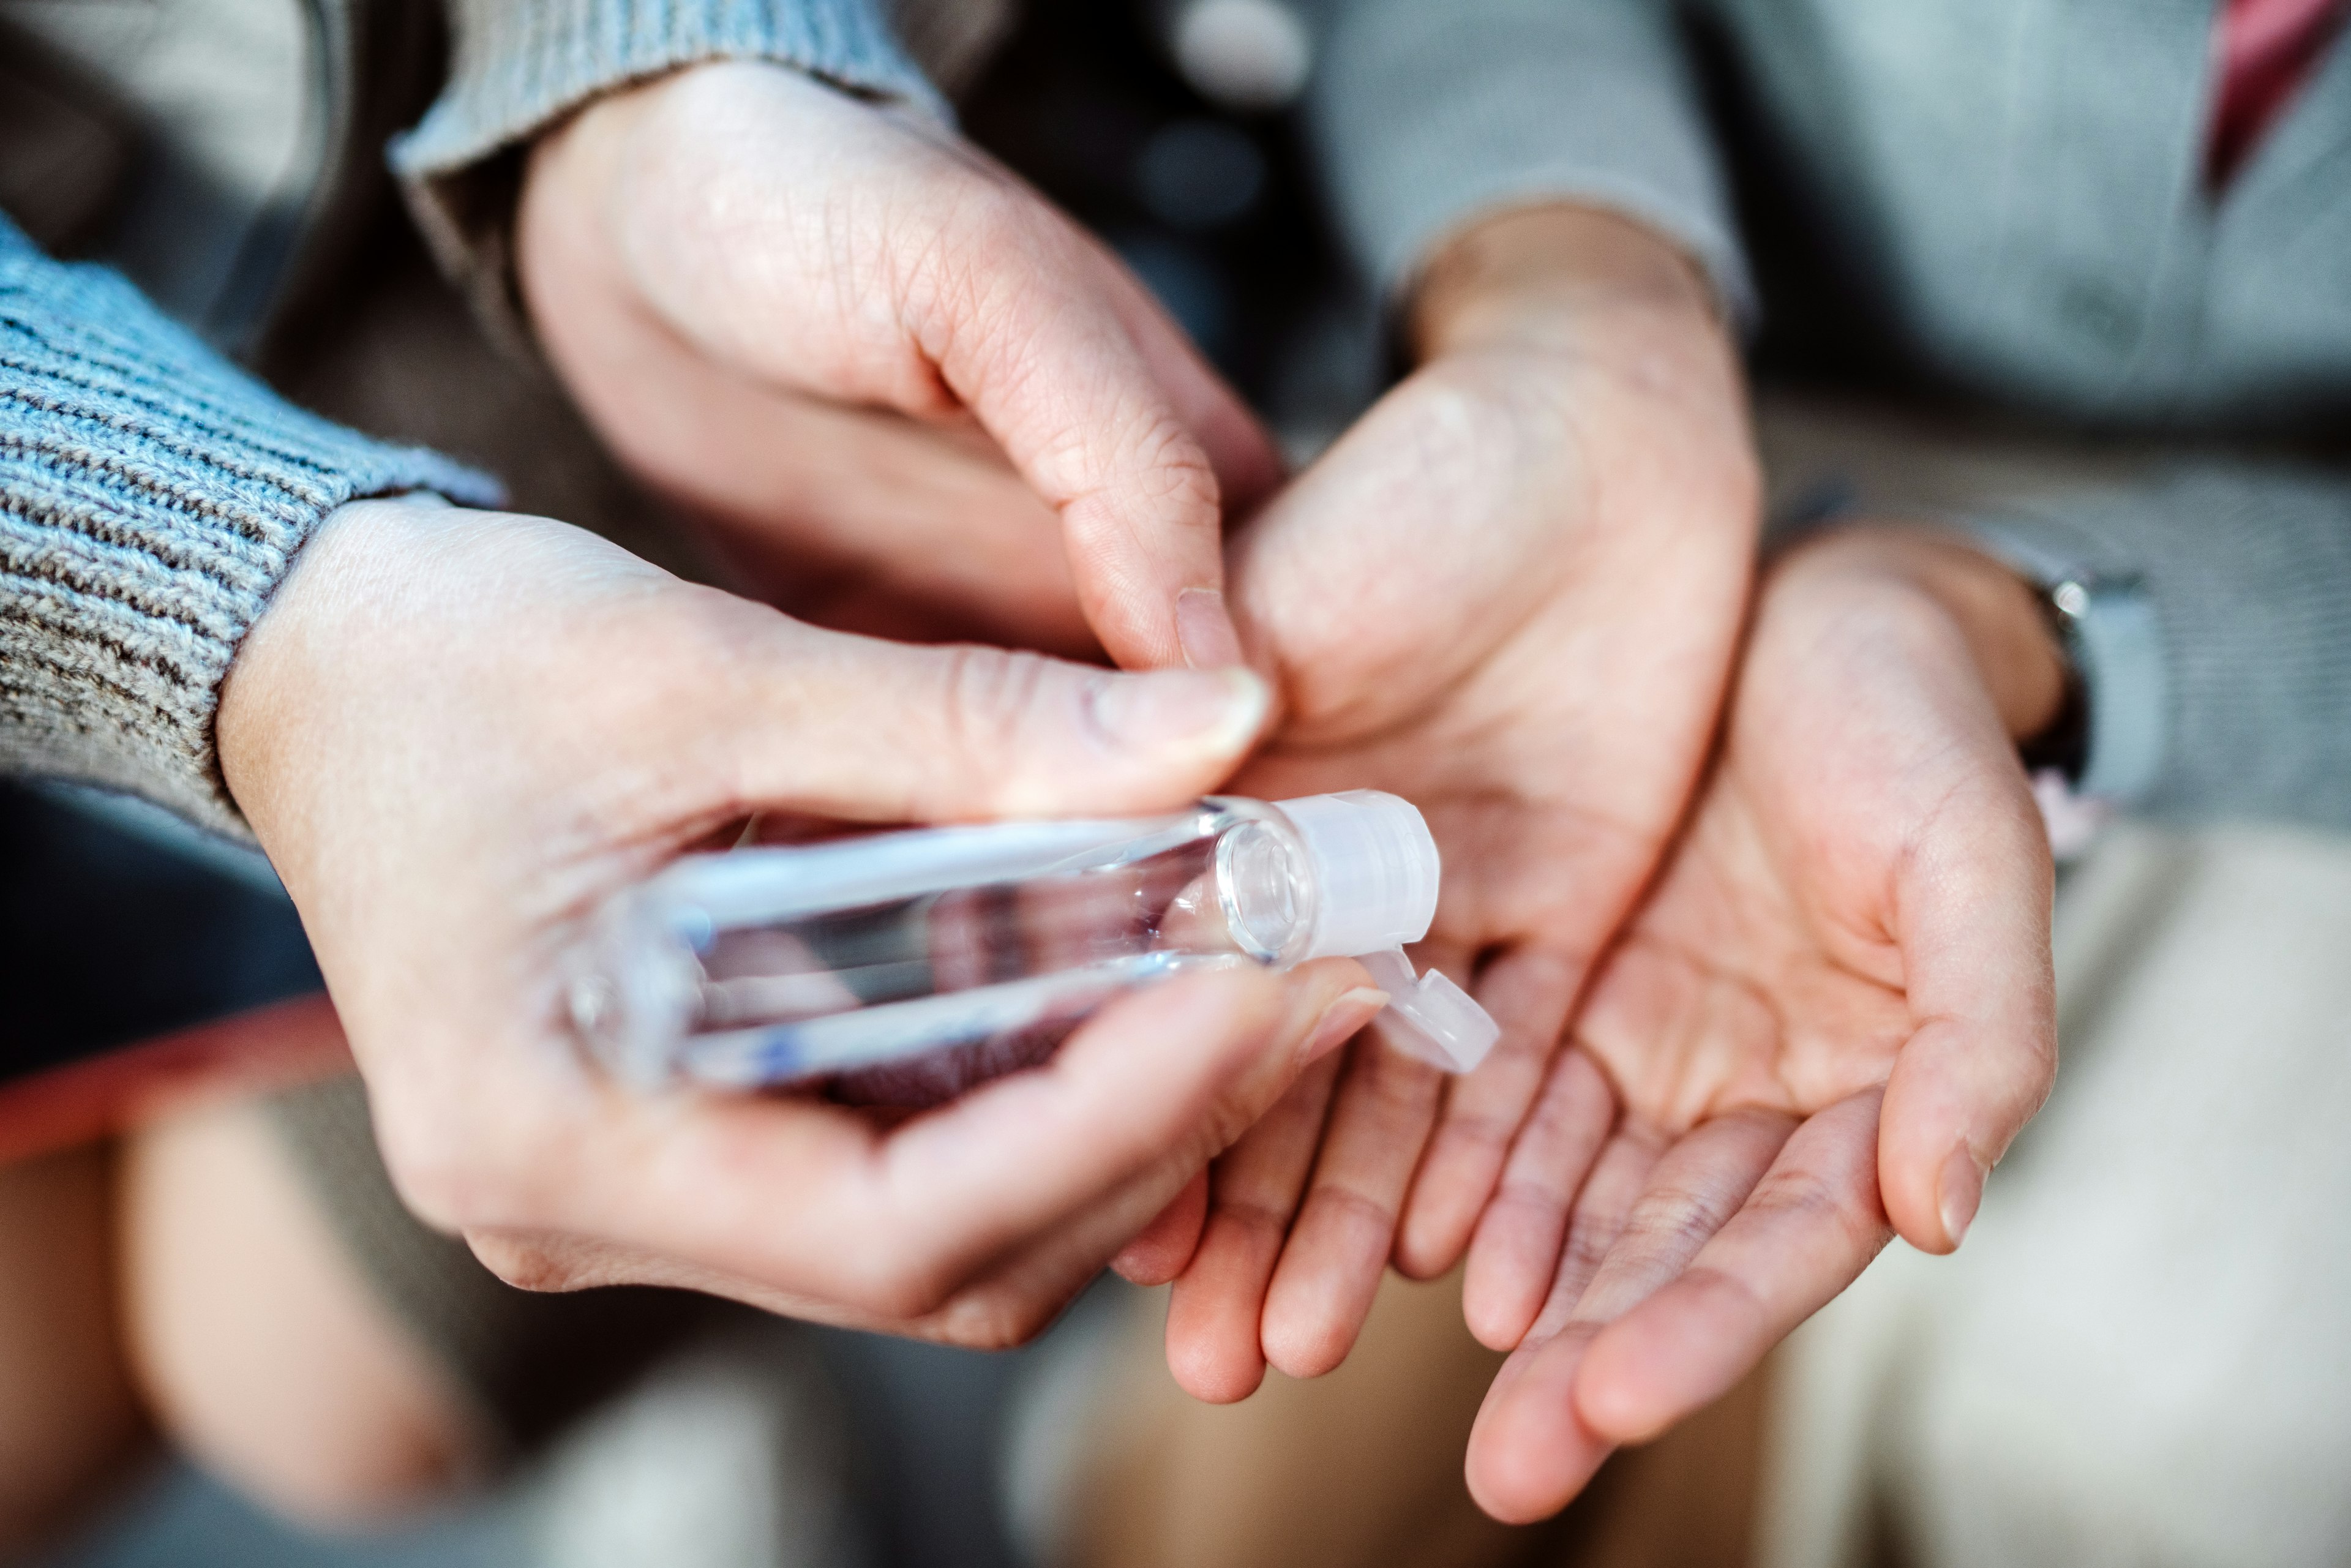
<box><xmin>117</xmin><ymin>1095</ymin><xmax>483</xmax><ymax>1528</ymax></box>
<box><xmin>1766</xmin><ymin>823</ymin><xmax>2351</xmax><ymax>1568</ymax></box>
<box><xmin>1056</xmin><ymin>1266</ymin><xmax>1769</xmax><ymax>1568</ymax></box>
<box><xmin>0</xmin><ymin>1142</ymin><xmax>148</xmax><ymax>1556</ymax></box>
<box><xmin>1061</xmin><ymin>1269</ymin><xmax>1530</xmax><ymax>1568</ymax></box>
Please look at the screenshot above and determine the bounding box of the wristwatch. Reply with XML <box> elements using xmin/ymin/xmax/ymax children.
<box><xmin>2011</xmin><ymin>565</ymin><xmax>2165</xmax><ymax>804</ymax></box>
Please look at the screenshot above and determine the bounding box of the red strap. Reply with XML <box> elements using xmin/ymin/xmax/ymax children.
<box><xmin>2210</xmin><ymin>0</ymin><xmax>2351</xmax><ymax>186</ymax></box>
<box><xmin>0</xmin><ymin>993</ymin><xmax>352</xmax><ymax>1165</ymax></box>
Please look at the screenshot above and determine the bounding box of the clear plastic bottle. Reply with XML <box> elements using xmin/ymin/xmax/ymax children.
<box><xmin>568</xmin><ymin>791</ymin><xmax>1498</xmax><ymax>1103</ymax></box>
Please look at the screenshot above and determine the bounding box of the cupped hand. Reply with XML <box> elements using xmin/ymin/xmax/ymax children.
<box><xmin>216</xmin><ymin>498</ymin><xmax>1376</xmax><ymax>1347</ymax></box>
<box><xmin>1125</xmin><ymin>209</ymin><xmax>1763</xmax><ymax>1401</ymax></box>
<box><xmin>1461</xmin><ymin>525</ymin><xmax>2061</xmax><ymax>1521</ymax></box>
<box><xmin>518</xmin><ymin>59</ymin><xmax>1281</xmax><ymax>666</ymax></box>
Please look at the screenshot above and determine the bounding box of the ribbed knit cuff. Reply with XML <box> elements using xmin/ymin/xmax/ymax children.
<box><xmin>389</xmin><ymin>0</ymin><xmax>939</xmax><ymax>358</ymax></box>
<box><xmin>1957</xmin><ymin>463</ymin><xmax>2351</xmax><ymax>830</ymax></box>
<box><xmin>1303</xmin><ymin>0</ymin><xmax>1755</xmax><ymax>326</ymax></box>
<box><xmin>391</xmin><ymin>0</ymin><xmax>940</xmax><ymax>182</ymax></box>
<box><xmin>1</xmin><ymin>220</ymin><xmax>500</xmax><ymax>836</ymax></box>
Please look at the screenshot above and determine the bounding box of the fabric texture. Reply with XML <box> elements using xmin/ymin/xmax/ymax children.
<box><xmin>1302</xmin><ymin>0</ymin><xmax>1754</xmax><ymax>320</ymax></box>
<box><xmin>1767</xmin><ymin>823</ymin><xmax>2351</xmax><ymax>1568</ymax></box>
<box><xmin>0</xmin><ymin>213</ymin><xmax>496</xmax><ymax>835</ymax></box>
<box><xmin>394</xmin><ymin>0</ymin><xmax>937</xmax><ymax>179</ymax></box>
<box><xmin>391</xmin><ymin>0</ymin><xmax>939</xmax><ymax>346</ymax></box>
<box><xmin>1974</xmin><ymin>467</ymin><xmax>2351</xmax><ymax>826</ymax></box>
<box><xmin>1310</xmin><ymin>0</ymin><xmax>2351</xmax><ymax>830</ymax></box>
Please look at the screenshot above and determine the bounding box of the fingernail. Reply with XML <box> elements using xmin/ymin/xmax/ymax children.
<box><xmin>1303</xmin><ymin>988</ymin><xmax>1389</xmax><ymax>1063</ymax></box>
<box><xmin>1090</xmin><ymin>667</ymin><xmax>1269</xmax><ymax>757</ymax></box>
<box><xmin>1176</xmin><ymin>587</ymin><xmax>1246</xmax><ymax>670</ymax></box>
<box><xmin>1938</xmin><ymin>1143</ymin><xmax>1987</xmax><ymax>1250</ymax></box>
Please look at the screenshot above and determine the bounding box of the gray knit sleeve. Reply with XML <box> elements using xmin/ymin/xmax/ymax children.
<box><xmin>392</xmin><ymin>0</ymin><xmax>938</xmax><ymax>180</ymax></box>
<box><xmin>0</xmin><ymin>215</ymin><xmax>497</xmax><ymax>836</ymax></box>
<box><xmin>1959</xmin><ymin>464</ymin><xmax>2351</xmax><ymax>829</ymax></box>
<box><xmin>1301</xmin><ymin>0</ymin><xmax>1753</xmax><ymax>320</ymax></box>
<box><xmin>389</xmin><ymin>0</ymin><xmax>938</xmax><ymax>340</ymax></box>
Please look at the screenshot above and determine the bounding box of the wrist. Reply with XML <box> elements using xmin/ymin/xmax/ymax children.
<box><xmin>1782</xmin><ymin>527</ymin><xmax>2072</xmax><ymax>742</ymax></box>
<box><xmin>1408</xmin><ymin>205</ymin><xmax>1724</xmax><ymax>364</ymax></box>
<box><xmin>216</xmin><ymin>498</ymin><xmax>448</xmax><ymax>844</ymax></box>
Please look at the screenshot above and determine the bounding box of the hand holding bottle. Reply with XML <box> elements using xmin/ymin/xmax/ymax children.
<box><xmin>214</xmin><ymin>497</ymin><xmax>1376</xmax><ymax>1345</ymax></box>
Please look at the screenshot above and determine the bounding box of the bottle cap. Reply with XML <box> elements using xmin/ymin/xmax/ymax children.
<box><xmin>1275</xmin><ymin>790</ymin><xmax>1442</xmax><ymax>962</ymax></box>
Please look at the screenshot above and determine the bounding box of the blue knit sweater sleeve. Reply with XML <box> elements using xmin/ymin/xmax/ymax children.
<box><xmin>0</xmin><ymin>214</ymin><xmax>497</xmax><ymax>835</ymax></box>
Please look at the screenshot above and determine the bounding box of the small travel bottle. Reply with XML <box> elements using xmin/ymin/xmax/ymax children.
<box><xmin>568</xmin><ymin>791</ymin><xmax>1498</xmax><ymax>1103</ymax></box>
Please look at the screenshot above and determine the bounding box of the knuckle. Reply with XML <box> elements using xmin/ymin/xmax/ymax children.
<box><xmin>1614</xmin><ymin>1189</ymin><xmax>1724</xmax><ymax>1260</ymax></box>
<box><xmin>1211</xmin><ymin>1192</ymin><xmax>1302</xmax><ymax>1245</ymax></box>
<box><xmin>930</xmin><ymin>1288</ymin><xmax>1060</xmax><ymax>1351</ymax></box>
<box><xmin>1302</xmin><ymin>1179</ymin><xmax>1401</xmax><ymax>1241</ymax></box>
<box><xmin>466</xmin><ymin>1232</ymin><xmax>580</xmax><ymax>1293</ymax></box>
<box><xmin>370</xmin><ymin>1114</ymin><xmax>486</xmax><ymax>1233</ymax></box>
<box><xmin>938</xmin><ymin>643</ymin><xmax>1062</xmax><ymax>771</ymax></box>
<box><xmin>839</xmin><ymin>1247</ymin><xmax>960</xmax><ymax>1324</ymax></box>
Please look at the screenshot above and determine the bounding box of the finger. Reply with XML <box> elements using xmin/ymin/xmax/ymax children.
<box><xmin>1259</xmin><ymin>1033</ymin><xmax>1445</xmax><ymax>1379</ymax></box>
<box><xmin>544</xmin><ymin>960</ymin><xmax>1368</xmax><ymax>1315</ymax></box>
<box><xmin>918</xmin><ymin>1124</ymin><xmax>1263</xmax><ymax>1351</ymax></box>
<box><xmin>1515</xmin><ymin>1124</ymin><xmax>1661</xmax><ymax>1345</ymax></box>
<box><xmin>1877</xmin><ymin>781</ymin><xmax>2056</xmax><ymax>1253</ymax></box>
<box><xmin>913</xmin><ymin>212</ymin><xmax>1247</xmax><ymax>672</ymax></box>
<box><xmin>1397</xmin><ymin>945</ymin><xmax>1583</xmax><ymax>1280</ymax></box>
<box><xmin>1111</xmin><ymin>1168</ymin><xmax>1210</xmax><ymax>1286</ymax></box>
<box><xmin>1464</xmin><ymin>1109</ymin><xmax>1791</xmax><ymax>1524</ymax></box>
<box><xmin>1164</xmin><ymin>1049</ymin><xmax>1345</xmax><ymax>1403</ymax></box>
<box><xmin>1573</xmin><ymin>1089</ymin><xmax>1891</xmax><ymax>1444</ymax></box>
<box><xmin>660</xmin><ymin>608</ymin><xmax>1273</xmax><ymax>828</ymax></box>
<box><xmin>673</xmin><ymin>399</ymin><xmax>1099</xmax><ymax>657</ymax></box>
<box><xmin>480</xmin><ymin>1109</ymin><xmax>1243</xmax><ymax>1351</ymax></box>
<box><xmin>1085</xmin><ymin>241</ymin><xmax>1284</xmax><ymax>516</ymax></box>
<box><xmin>1458</xmin><ymin>1048</ymin><xmax>1617</xmax><ymax>1350</ymax></box>
<box><xmin>1465</xmin><ymin>1319</ymin><xmax>1616</xmax><ymax>1523</ymax></box>
<box><xmin>1565</xmin><ymin>1108</ymin><xmax>1795</xmax><ymax>1329</ymax></box>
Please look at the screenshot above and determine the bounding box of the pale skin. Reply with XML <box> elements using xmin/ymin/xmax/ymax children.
<box><xmin>214</xmin><ymin>498</ymin><xmax>1376</xmax><ymax>1343</ymax></box>
<box><xmin>1120</xmin><ymin>206</ymin><xmax>1764</xmax><ymax>1398</ymax></box>
<box><xmin>2</xmin><ymin>62</ymin><xmax>1315</xmax><ymax>1548</ymax></box>
<box><xmin>0</xmin><ymin>490</ymin><xmax>1382</xmax><ymax>1550</ymax></box>
<box><xmin>0</xmin><ymin>70</ymin><xmax>2076</xmax><ymax>1548</ymax></box>
<box><xmin>1458</xmin><ymin>525</ymin><xmax>2063</xmax><ymax>1520</ymax></box>
<box><xmin>517</xmin><ymin>68</ymin><xmax>2069</xmax><ymax>1521</ymax></box>
<box><xmin>517</xmin><ymin>59</ymin><xmax>1280</xmax><ymax>666</ymax></box>
<box><xmin>1100</xmin><ymin>211</ymin><xmax>2066</xmax><ymax>1523</ymax></box>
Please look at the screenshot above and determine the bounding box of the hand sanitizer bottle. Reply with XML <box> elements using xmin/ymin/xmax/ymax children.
<box><xmin>569</xmin><ymin>790</ymin><xmax>1499</xmax><ymax>1102</ymax></box>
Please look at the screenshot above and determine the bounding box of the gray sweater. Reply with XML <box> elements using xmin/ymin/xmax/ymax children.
<box><xmin>1306</xmin><ymin>0</ymin><xmax>2351</xmax><ymax>827</ymax></box>
<box><xmin>0</xmin><ymin>0</ymin><xmax>925</xmax><ymax>834</ymax></box>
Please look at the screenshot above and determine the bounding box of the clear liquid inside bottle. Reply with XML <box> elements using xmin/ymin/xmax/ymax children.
<box><xmin>572</xmin><ymin>799</ymin><xmax>1318</xmax><ymax>1103</ymax></box>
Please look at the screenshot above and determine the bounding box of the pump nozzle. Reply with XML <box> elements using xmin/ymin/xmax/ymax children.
<box><xmin>1273</xmin><ymin>792</ymin><xmax>1499</xmax><ymax>1073</ymax></box>
<box><xmin>1358</xmin><ymin>948</ymin><xmax>1499</xmax><ymax>1072</ymax></box>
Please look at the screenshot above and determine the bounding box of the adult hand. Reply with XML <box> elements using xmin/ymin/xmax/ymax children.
<box><xmin>1127</xmin><ymin>208</ymin><xmax>1764</xmax><ymax>1400</ymax></box>
<box><xmin>1461</xmin><ymin>525</ymin><xmax>2061</xmax><ymax>1520</ymax></box>
<box><xmin>518</xmin><ymin>59</ymin><xmax>1281</xmax><ymax>666</ymax></box>
<box><xmin>217</xmin><ymin>498</ymin><xmax>1379</xmax><ymax>1347</ymax></box>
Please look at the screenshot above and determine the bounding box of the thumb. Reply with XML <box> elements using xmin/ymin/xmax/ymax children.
<box><xmin>1877</xmin><ymin>776</ymin><xmax>2057</xmax><ymax>1253</ymax></box>
<box><xmin>666</xmin><ymin>604</ymin><xmax>1273</xmax><ymax>826</ymax></box>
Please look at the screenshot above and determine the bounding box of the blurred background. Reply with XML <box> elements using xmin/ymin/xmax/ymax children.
<box><xmin>9</xmin><ymin>2</ymin><xmax>2351</xmax><ymax>1567</ymax></box>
